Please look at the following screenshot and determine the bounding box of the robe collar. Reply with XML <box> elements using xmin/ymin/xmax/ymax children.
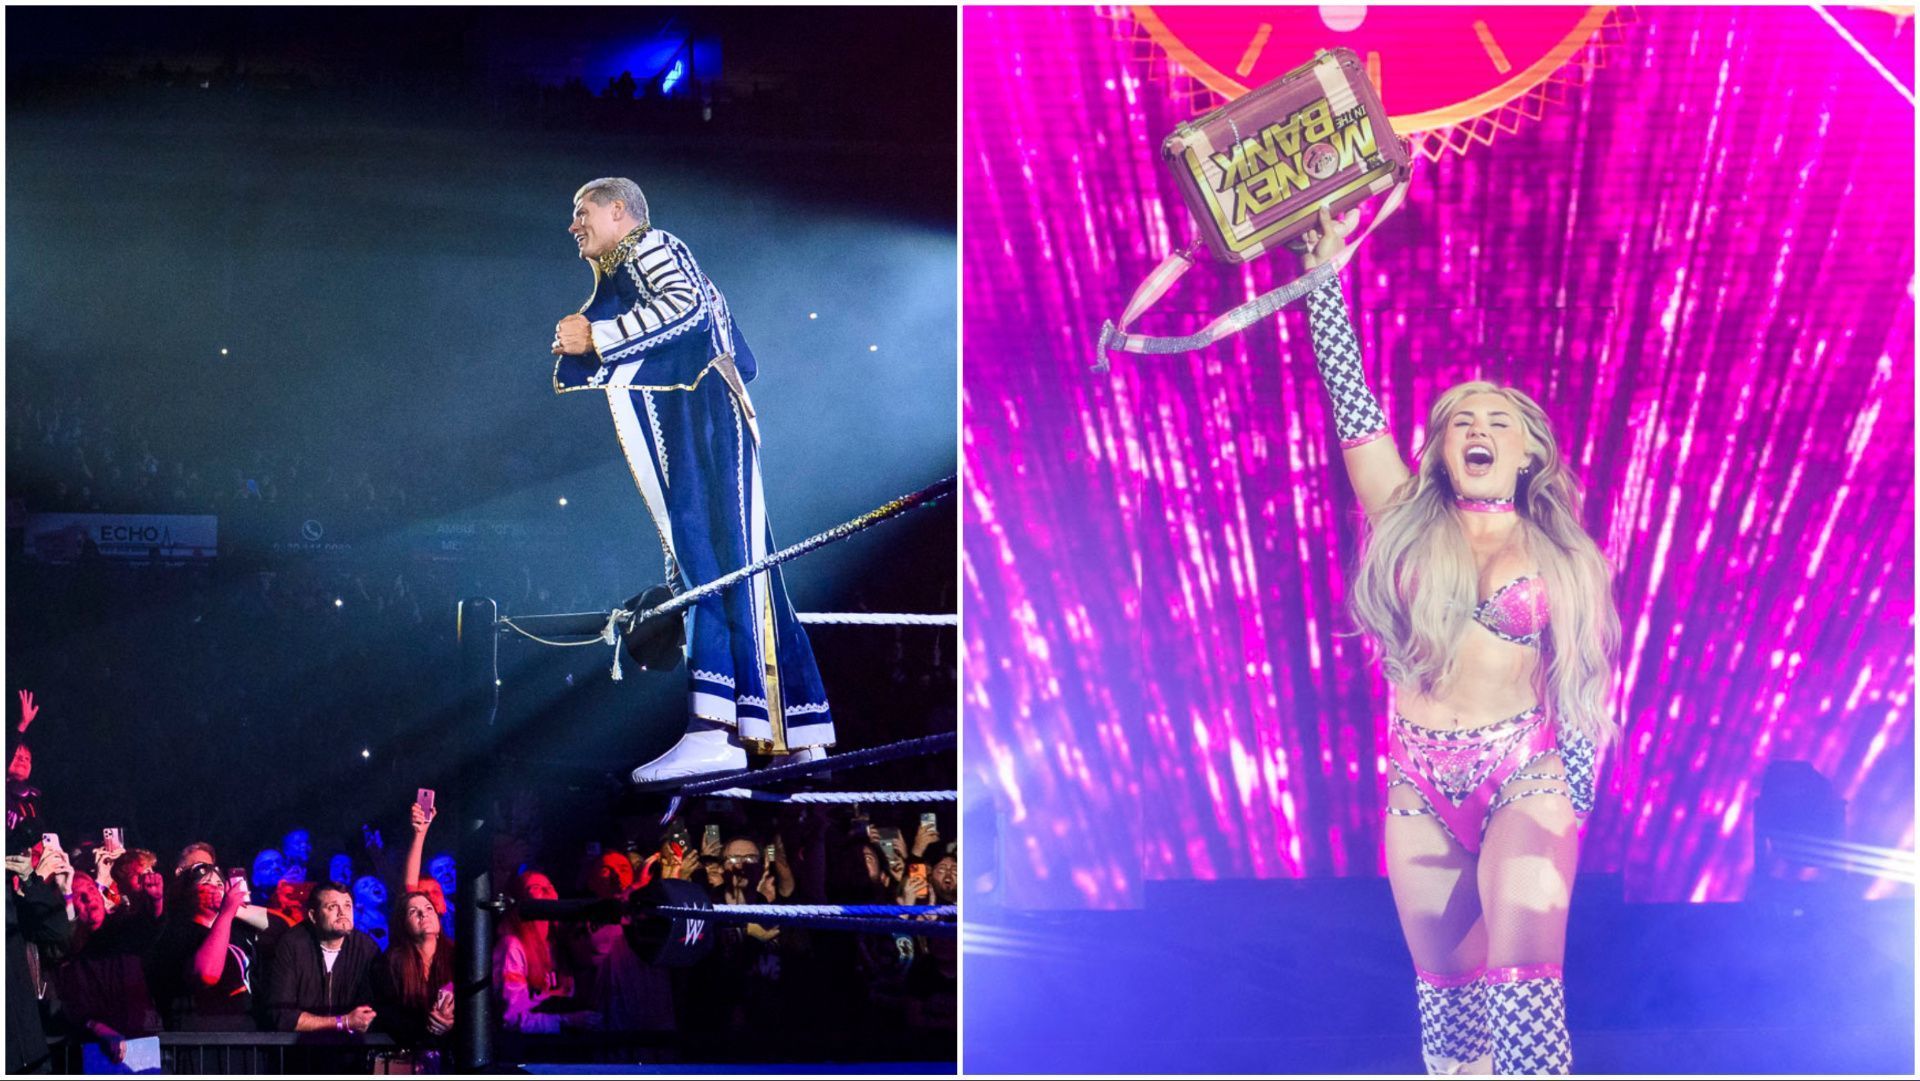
<box><xmin>594</xmin><ymin>224</ymin><xmax>652</xmax><ymax>277</ymax></box>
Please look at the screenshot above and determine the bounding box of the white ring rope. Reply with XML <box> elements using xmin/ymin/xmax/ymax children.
<box><xmin>686</xmin><ymin>903</ymin><xmax>957</xmax><ymax>919</ymax></box>
<box><xmin>703</xmin><ymin>788</ymin><xmax>957</xmax><ymax>804</ymax></box>
<box><xmin>499</xmin><ymin>612</ymin><xmax>621</xmax><ymax>648</ymax></box>
<box><xmin>796</xmin><ymin>612</ymin><xmax>957</xmax><ymax>626</ymax></box>
<box><xmin>499</xmin><ymin>612</ymin><xmax>951</xmax><ymax>649</ymax></box>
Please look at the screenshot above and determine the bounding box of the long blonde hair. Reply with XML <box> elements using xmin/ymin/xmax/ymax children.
<box><xmin>1348</xmin><ymin>381</ymin><xmax>1621</xmax><ymax>744</ymax></box>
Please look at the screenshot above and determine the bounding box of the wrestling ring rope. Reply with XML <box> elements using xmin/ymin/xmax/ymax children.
<box><xmin>486</xmin><ymin>475</ymin><xmax>957</xmax><ymax>649</ymax></box>
<box><xmin>655</xmin><ymin>904</ymin><xmax>956</xmax><ymax>938</ymax></box>
<box><xmin>468</xmin><ymin>477</ymin><xmax>958</xmax><ymax>813</ymax></box>
<box><xmin>500</xmin><ymin>611</ymin><xmax>954</xmax><ymax>646</ymax></box>
<box><xmin>508</xmin><ymin>891</ymin><xmax>958</xmax><ymax>944</ymax></box>
<box><xmin>658</xmin><ymin>731</ymin><xmax>956</xmax><ymax>822</ymax></box>
<box><xmin>456</xmin><ymin>472</ymin><xmax>957</xmax><ymax>1017</ymax></box>
<box><xmin>702</xmin><ymin>788</ymin><xmax>958</xmax><ymax>804</ymax></box>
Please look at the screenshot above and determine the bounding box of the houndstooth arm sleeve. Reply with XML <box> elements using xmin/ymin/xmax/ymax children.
<box><xmin>1559</xmin><ymin>727</ymin><xmax>1597</xmax><ymax>816</ymax></box>
<box><xmin>1305</xmin><ymin>279</ymin><xmax>1389</xmax><ymax>449</ymax></box>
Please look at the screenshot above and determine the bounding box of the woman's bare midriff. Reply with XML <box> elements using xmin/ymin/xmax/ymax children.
<box><xmin>1392</xmin><ymin>625</ymin><xmax>1541</xmax><ymax>731</ymax></box>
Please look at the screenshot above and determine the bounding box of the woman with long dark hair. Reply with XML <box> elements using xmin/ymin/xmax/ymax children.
<box><xmin>373</xmin><ymin>890</ymin><xmax>454</xmax><ymax>1046</ymax></box>
<box><xmin>1301</xmin><ymin>205</ymin><xmax>1620</xmax><ymax>1075</ymax></box>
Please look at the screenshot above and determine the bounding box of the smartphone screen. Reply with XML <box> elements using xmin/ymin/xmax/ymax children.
<box><xmin>920</xmin><ymin>813</ymin><xmax>938</xmax><ymax>830</ymax></box>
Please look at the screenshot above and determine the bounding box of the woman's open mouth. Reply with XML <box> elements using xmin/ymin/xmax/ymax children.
<box><xmin>1464</xmin><ymin>445</ymin><xmax>1495</xmax><ymax>478</ymax></box>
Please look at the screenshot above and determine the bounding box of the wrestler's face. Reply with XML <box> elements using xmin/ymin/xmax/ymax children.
<box><xmin>1442</xmin><ymin>392</ymin><xmax>1531</xmax><ymax>500</ymax></box>
<box><xmin>571</xmin><ymin>196</ymin><xmax>629</xmax><ymax>261</ymax></box>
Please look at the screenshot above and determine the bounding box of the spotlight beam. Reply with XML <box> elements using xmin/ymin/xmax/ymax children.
<box><xmin>1767</xmin><ymin>831</ymin><xmax>1919</xmax><ymax>882</ymax></box>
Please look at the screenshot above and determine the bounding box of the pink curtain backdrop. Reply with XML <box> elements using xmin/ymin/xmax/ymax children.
<box><xmin>962</xmin><ymin>5</ymin><xmax>1915</xmax><ymax>907</ymax></box>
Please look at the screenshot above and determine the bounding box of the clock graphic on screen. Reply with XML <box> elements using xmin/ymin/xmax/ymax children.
<box><xmin>1126</xmin><ymin>6</ymin><xmax>1630</xmax><ymax>157</ymax></box>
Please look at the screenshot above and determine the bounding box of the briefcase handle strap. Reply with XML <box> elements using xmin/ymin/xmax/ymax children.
<box><xmin>1094</xmin><ymin>174</ymin><xmax>1411</xmax><ymax>373</ymax></box>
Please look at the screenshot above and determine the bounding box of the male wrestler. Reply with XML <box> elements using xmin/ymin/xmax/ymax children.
<box><xmin>551</xmin><ymin>178</ymin><xmax>833</xmax><ymax>783</ymax></box>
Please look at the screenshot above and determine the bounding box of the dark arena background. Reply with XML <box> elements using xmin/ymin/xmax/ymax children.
<box><xmin>961</xmin><ymin>5</ymin><xmax>1913</xmax><ymax>1075</ymax></box>
<box><xmin>7</xmin><ymin>6</ymin><xmax>955</xmax><ymax>1073</ymax></box>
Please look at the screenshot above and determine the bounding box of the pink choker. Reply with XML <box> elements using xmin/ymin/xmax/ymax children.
<box><xmin>1455</xmin><ymin>495</ymin><xmax>1515</xmax><ymax>514</ymax></box>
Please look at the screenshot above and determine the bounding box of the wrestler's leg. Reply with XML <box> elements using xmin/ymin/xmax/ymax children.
<box><xmin>1385</xmin><ymin>778</ymin><xmax>1490</xmax><ymax>1074</ymax></box>
<box><xmin>623</xmin><ymin>382</ymin><xmax>758</xmax><ymax>782</ymax></box>
<box><xmin>1478</xmin><ymin>754</ymin><xmax>1578</xmax><ymax>1075</ymax></box>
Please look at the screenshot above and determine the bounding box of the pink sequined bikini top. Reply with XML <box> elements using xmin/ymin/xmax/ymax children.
<box><xmin>1473</xmin><ymin>575</ymin><xmax>1549</xmax><ymax>647</ymax></box>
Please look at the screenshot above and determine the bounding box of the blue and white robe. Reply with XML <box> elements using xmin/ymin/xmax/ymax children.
<box><xmin>553</xmin><ymin>225</ymin><xmax>833</xmax><ymax>751</ymax></box>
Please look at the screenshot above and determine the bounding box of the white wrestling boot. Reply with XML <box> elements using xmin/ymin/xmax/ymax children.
<box><xmin>630</xmin><ymin>724</ymin><xmax>747</xmax><ymax>786</ymax></box>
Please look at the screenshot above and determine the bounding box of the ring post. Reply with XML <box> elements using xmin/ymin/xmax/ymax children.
<box><xmin>454</xmin><ymin>597</ymin><xmax>498</xmax><ymax>1071</ymax></box>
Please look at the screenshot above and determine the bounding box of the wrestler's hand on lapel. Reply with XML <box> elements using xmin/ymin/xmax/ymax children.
<box><xmin>554</xmin><ymin>313</ymin><xmax>594</xmax><ymax>355</ymax></box>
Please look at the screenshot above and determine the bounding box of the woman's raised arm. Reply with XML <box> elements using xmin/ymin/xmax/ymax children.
<box><xmin>1300</xmin><ymin>203</ymin><xmax>1410</xmax><ymax>518</ymax></box>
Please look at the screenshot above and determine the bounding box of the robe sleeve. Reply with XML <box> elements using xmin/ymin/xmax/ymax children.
<box><xmin>589</xmin><ymin>232</ymin><xmax>711</xmax><ymax>363</ymax></box>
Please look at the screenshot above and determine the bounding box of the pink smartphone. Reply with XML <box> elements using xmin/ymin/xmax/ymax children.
<box><xmin>102</xmin><ymin>827</ymin><xmax>123</xmax><ymax>850</ymax></box>
<box><xmin>417</xmin><ymin>788</ymin><xmax>436</xmax><ymax>815</ymax></box>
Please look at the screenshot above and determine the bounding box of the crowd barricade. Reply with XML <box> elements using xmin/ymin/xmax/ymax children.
<box><xmin>53</xmin><ymin>1031</ymin><xmax>395</xmax><ymax>1075</ymax></box>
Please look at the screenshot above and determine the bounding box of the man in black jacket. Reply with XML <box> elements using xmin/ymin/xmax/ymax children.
<box><xmin>264</xmin><ymin>882</ymin><xmax>380</xmax><ymax>1034</ymax></box>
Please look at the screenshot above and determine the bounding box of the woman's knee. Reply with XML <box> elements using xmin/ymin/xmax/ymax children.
<box><xmin>1478</xmin><ymin>860</ymin><xmax>1573</xmax><ymax>966</ymax></box>
<box><xmin>1477</xmin><ymin>800</ymin><xmax>1578</xmax><ymax>966</ymax></box>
